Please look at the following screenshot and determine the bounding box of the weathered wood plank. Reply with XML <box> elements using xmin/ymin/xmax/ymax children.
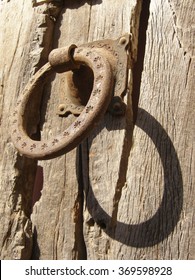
<box><xmin>0</xmin><ymin>0</ymin><xmax>59</xmax><ymax>259</ymax></box>
<box><xmin>0</xmin><ymin>0</ymin><xmax>36</xmax><ymax>259</ymax></box>
<box><xmin>80</xmin><ymin>0</ymin><xmax>142</xmax><ymax>259</ymax></box>
<box><xmin>111</xmin><ymin>0</ymin><xmax>195</xmax><ymax>259</ymax></box>
<box><xmin>30</xmin><ymin>0</ymin><xmax>141</xmax><ymax>259</ymax></box>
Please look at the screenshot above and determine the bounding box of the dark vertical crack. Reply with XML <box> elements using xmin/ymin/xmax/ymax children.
<box><xmin>109</xmin><ymin>0</ymin><xmax>151</xmax><ymax>234</ymax></box>
<box><xmin>87</xmin><ymin>0</ymin><xmax>92</xmax><ymax>42</ymax></box>
<box><xmin>185</xmin><ymin>57</ymin><xmax>191</xmax><ymax>88</ymax></box>
<box><xmin>72</xmin><ymin>145</ymin><xmax>87</xmax><ymax>260</ymax></box>
<box><xmin>32</xmin><ymin>166</ymin><xmax>43</xmax><ymax>208</ymax></box>
<box><xmin>110</xmin><ymin>110</ymin><xmax>134</xmax><ymax>233</ymax></box>
<box><xmin>132</xmin><ymin>0</ymin><xmax>151</xmax><ymax>123</ymax></box>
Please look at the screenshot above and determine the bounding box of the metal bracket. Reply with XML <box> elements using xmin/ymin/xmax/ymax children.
<box><xmin>57</xmin><ymin>34</ymin><xmax>130</xmax><ymax>117</ymax></box>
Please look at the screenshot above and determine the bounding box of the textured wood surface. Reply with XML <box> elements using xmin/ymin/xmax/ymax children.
<box><xmin>0</xmin><ymin>0</ymin><xmax>60</xmax><ymax>259</ymax></box>
<box><xmin>0</xmin><ymin>0</ymin><xmax>36</xmax><ymax>260</ymax></box>
<box><xmin>111</xmin><ymin>0</ymin><xmax>194</xmax><ymax>259</ymax></box>
<box><xmin>0</xmin><ymin>0</ymin><xmax>194</xmax><ymax>260</ymax></box>
<box><xmin>31</xmin><ymin>0</ymin><xmax>140</xmax><ymax>260</ymax></box>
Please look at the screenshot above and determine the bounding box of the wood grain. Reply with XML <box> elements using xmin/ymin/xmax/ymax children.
<box><xmin>0</xmin><ymin>0</ymin><xmax>36</xmax><ymax>259</ymax></box>
<box><xmin>31</xmin><ymin>0</ymin><xmax>140</xmax><ymax>259</ymax></box>
<box><xmin>111</xmin><ymin>0</ymin><xmax>194</xmax><ymax>259</ymax></box>
<box><xmin>0</xmin><ymin>0</ymin><xmax>194</xmax><ymax>260</ymax></box>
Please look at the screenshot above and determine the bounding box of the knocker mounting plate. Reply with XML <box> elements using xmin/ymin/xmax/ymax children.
<box><xmin>56</xmin><ymin>34</ymin><xmax>130</xmax><ymax>117</ymax></box>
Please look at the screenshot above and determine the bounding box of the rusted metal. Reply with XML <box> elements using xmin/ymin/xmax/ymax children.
<box><xmin>11</xmin><ymin>47</ymin><xmax>114</xmax><ymax>160</ymax></box>
<box><xmin>11</xmin><ymin>35</ymin><xmax>130</xmax><ymax>160</ymax></box>
<box><xmin>56</xmin><ymin>34</ymin><xmax>130</xmax><ymax>117</ymax></box>
<box><xmin>48</xmin><ymin>44</ymin><xmax>78</xmax><ymax>72</ymax></box>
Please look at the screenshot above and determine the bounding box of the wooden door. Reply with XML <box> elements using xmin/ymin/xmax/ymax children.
<box><xmin>0</xmin><ymin>0</ymin><xmax>194</xmax><ymax>260</ymax></box>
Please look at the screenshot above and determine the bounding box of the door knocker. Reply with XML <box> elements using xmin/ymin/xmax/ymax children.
<box><xmin>11</xmin><ymin>34</ymin><xmax>130</xmax><ymax>160</ymax></box>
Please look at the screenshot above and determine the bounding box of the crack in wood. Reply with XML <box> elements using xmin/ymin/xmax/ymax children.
<box><xmin>72</xmin><ymin>145</ymin><xmax>88</xmax><ymax>259</ymax></box>
<box><xmin>132</xmin><ymin>0</ymin><xmax>151</xmax><ymax>123</ymax></box>
<box><xmin>110</xmin><ymin>100</ymin><xmax>134</xmax><ymax>232</ymax></box>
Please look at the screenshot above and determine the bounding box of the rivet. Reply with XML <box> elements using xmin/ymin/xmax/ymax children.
<box><xmin>113</xmin><ymin>102</ymin><xmax>122</xmax><ymax>112</ymax></box>
<box><xmin>119</xmin><ymin>37</ymin><xmax>127</xmax><ymax>45</ymax></box>
<box><xmin>59</xmin><ymin>104</ymin><xmax>65</xmax><ymax>112</ymax></box>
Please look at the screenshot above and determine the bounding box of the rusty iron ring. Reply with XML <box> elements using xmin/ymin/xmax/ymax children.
<box><xmin>11</xmin><ymin>46</ymin><xmax>114</xmax><ymax>160</ymax></box>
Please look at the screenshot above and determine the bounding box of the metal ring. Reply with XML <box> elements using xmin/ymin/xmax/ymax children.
<box><xmin>11</xmin><ymin>47</ymin><xmax>114</xmax><ymax>160</ymax></box>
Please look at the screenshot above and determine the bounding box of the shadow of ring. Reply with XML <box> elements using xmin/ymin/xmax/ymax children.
<box><xmin>85</xmin><ymin>108</ymin><xmax>183</xmax><ymax>247</ymax></box>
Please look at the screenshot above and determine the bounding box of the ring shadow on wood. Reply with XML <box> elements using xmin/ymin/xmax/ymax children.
<box><xmin>81</xmin><ymin>108</ymin><xmax>183</xmax><ymax>247</ymax></box>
